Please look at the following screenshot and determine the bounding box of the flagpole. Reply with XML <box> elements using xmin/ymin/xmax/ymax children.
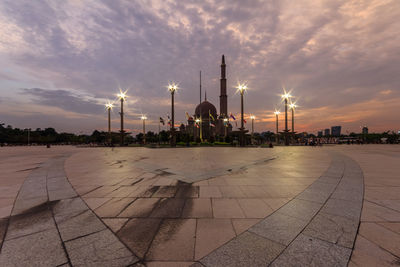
<box><xmin>158</xmin><ymin>119</ymin><xmax>161</xmax><ymax>145</ymax></box>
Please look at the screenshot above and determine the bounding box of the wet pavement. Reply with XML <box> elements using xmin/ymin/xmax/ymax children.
<box><xmin>0</xmin><ymin>145</ymin><xmax>399</xmax><ymax>266</ymax></box>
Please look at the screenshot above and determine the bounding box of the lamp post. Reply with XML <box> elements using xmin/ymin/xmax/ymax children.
<box><xmin>236</xmin><ymin>83</ymin><xmax>248</xmax><ymax>147</ymax></box>
<box><xmin>281</xmin><ymin>91</ymin><xmax>292</xmax><ymax>146</ymax></box>
<box><xmin>274</xmin><ymin>110</ymin><xmax>280</xmax><ymax>144</ymax></box>
<box><xmin>168</xmin><ymin>82</ymin><xmax>178</xmax><ymax>147</ymax></box>
<box><xmin>289</xmin><ymin>102</ymin><xmax>297</xmax><ymax>143</ymax></box>
<box><xmin>141</xmin><ymin>115</ymin><xmax>147</xmax><ymax>145</ymax></box>
<box><xmin>250</xmin><ymin>115</ymin><xmax>255</xmax><ymax>136</ymax></box>
<box><xmin>223</xmin><ymin>118</ymin><xmax>228</xmax><ymax>140</ymax></box>
<box><xmin>117</xmin><ymin>90</ymin><xmax>127</xmax><ymax>146</ymax></box>
<box><xmin>105</xmin><ymin>102</ymin><xmax>114</xmax><ymax>145</ymax></box>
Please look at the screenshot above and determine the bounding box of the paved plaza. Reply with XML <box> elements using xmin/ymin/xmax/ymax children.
<box><xmin>0</xmin><ymin>145</ymin><xmax>399</xmax><ymax>266</ymax></box>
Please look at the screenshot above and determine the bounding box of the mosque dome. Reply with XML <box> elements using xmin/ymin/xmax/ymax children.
<box><xmin>195</xmin><ymin>100</ymin><xmax>217</xmax><ymax>119</ymax></box>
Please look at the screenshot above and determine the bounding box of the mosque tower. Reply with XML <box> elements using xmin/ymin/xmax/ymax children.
<box><xmin>219</xmin><ymin>55</ymin><xmax>227</xmax><ymax>117</ymax></box>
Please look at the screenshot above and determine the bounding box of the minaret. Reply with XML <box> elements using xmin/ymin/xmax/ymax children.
<box><xmin>219</xmin><ymin>55</ymin><xmax>227</xmax><ymax>117</ymax></box>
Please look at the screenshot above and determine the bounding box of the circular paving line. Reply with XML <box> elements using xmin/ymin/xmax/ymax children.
<box><xmin>0</xmin><ymin>154</ymin><xmax>138</xmax><ymax>266</ymax></box>
<box><xmin>197</xmin><ymin>151</ymin><xmax>364</xmax><ymax>267</ymax></box>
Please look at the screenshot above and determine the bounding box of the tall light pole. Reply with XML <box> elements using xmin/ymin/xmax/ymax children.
<box><xmin>289</xmin><ymin>102</ymin><xmax>297</xmax><ymax>143</ymax></box>
<box><xmin>27</xmin><ymin>128</ymin><xmax>31</xmax><ymax>146</ymax></box>
<box><xmin>274</xmin><ymin>110</ymin><xmax>280</xmax><ymax>144</ymax></box>
<box><xmin>281</xmin><ymin>91</ymin><xmax>292</xmax><ymax>146</ymax></box>
<box><xmin>117</xmin><ymin>90</ymin><xmax>127</xmax><ymax>146</ymax></box>
<box><xmin>236</xmin><ymin>83</ymin><xmax>248</xmax><ymax>147</ymax></box>
<box><xmin>223</xmin><ymin>118</ymin><xmax>228</xmax><ymax>140</ymax></box>
<box><xmin>168</xmin><ymin>82</ymin><xmax>178</xmax><ymax>147</ymax></box>
<box><xmin>105</xmin><ymin>102</ymin><xmax>114</xmax><ymax>145</ymax></box>
<box><xmin>141</xmin><ymin>115</ymin><xmax>147</xmax><ymax>145</ymax></box>
<box><xmin>250</xmin><ymin>115</ymin><xmax>255</xmax><ymax>136</ymax></box>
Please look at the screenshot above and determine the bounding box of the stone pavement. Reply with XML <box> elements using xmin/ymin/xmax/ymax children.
<box><xmin>0</xmin><ymin>145</ymin><xmax>399</xmax><ymax>266</ymax></box>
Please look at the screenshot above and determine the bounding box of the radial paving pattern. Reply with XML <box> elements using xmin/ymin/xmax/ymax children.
<box><xmin>2</xmin><ymin>146</ymin><xmax>395</xmax><ymax>266</ymax></box>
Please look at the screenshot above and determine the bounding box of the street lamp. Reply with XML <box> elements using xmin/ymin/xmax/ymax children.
<box><xmin>281</xmin><ymin>90</ymin><xmax>292</xmax><ymax>146</ymax></box>
<box><xmin>289</xmin><ymin>102</ymin><xmax>297</xmax><ymax>143</ymax></box>
<box><xmin>274</xmin><ymin>110</ymin><xmax>280</xmax><ymax>144</ymax></box>
<box><xmin>117</xmin><ymin>90</ymin><xmax>127</xmax><ymax>146</ymax></box>
<box><xmin>223</xmin><ymin>118</ymin><xmax>228</xmax><ymax>139</ymax></box>
<box><xmin>105</xmin><ymin>102</ymin><xmax>114</xmax><ymax>145</ymax></box>
<box><xmin>236</xmin><ymin>83</ymin><xmax>248</xmax><ymax>147</ymax></box>
<box><xmin>168</xmin><ymin>82</ymin><xmax>178</xmax><ymax>147</ymax></box>
<box><xmin>141</xmin><ymin>115</ymin><xmax>147</xmax><ymax>145</ymax></box>
<box><xmin>250</xmin><ymin>115</ymin><xmax>255</xmax><ymax>136</ymax></box>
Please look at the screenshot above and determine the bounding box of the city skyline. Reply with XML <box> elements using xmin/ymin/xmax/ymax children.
<box><xmin>1</xmin><ymin>0</ymin><xmax>399</xmax><ymax>134</ymax></box>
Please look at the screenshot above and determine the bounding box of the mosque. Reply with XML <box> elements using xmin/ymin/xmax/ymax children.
<box><xmin>180</xmin><ymin>55</ymin><xmax>233</xmax><ymax>141</ymax></box>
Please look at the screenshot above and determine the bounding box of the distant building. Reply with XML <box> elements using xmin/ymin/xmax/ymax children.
<box><xmin>324</xmin><ymin>129</ymin><xmax>330</xmax><ymax>136</ymax></box>
<box><xmin>362</xmin><ymin>126</ymin><xmax>368</xmax><ymax>134</ymax></box>
<box><xmin>317</xmin><ymin>131</ymin><xmax>323</xmax><ymax>137</ymax></box>
<box><xmin>331</xmin><ymin>126</ymin><xmax>342</xmax><ymax>137</ymax></box>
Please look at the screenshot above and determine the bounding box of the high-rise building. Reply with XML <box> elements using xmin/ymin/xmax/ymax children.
<box><xmin>331</xmin><ymin>126</ymin><xmax>341</xmax><ymax>137</ymax></box>
<box><xmin>362</xmin><ymin>126</ymin><xmax>368</xmax><ymax>134</ymax></box>
<box><xmin>219</xmin><ymin>55</ymin><xmax>227</xmax><ymax>118</ymax></box>
<box><xmin>324</xmin><ymin>129</ymin><xmax>330</xmax><ymax>136</ymax></box>
<box><xmin>317</xmin><ymin>131</ymin><xmax>323</xmax><ymax>137</ymax></box>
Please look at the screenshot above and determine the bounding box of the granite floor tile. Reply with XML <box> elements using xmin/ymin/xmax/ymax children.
<box><xmin>182</xmin><ymin>198</ymin><xmax>213</xmax><ymax>218</ymax></box>
<box><xmin>117</xmin><ymin>218</ymin><xmax>162</xmax><ymax>258</ymax></box>
<box><xmin>95</xmin><ymin>197</ymin><xmax>135</xmax><ymax>217</ymax></box>
<box><xmin>249</xmin><ymin>212</ymin><xmax>308</xmax><ymax>246</ymax></box>
<box><xmin>147</xmin><ymin>219</ymin><xmax>196</xmax><ymax>261</ymax></box>
<box><xmin>195</xmin><ymin>218</ymin><xmax>236</xmax><ymax>260</ymax></box>
<box><xmin>199</xmin><ymin>186</ymin><xmax>222</xmax><ymax>198</ymax></box>
<box><xmin>212</xmin><ymin>199</ymin><xmax>245</xmax><ymax>218</ymax></box>
<box><xmin>237</xmin><ymin>198</ymin><xmax>273</xmax><ymax>218</ymax></box>
<box><xmin>231</xmin><ymin>218</ymin><xmax>261</xmax><ymax>235</ymax></box>
<box><xmin>65</xmin><ymin>229</ymin><xmax>137</xmax><ymax>266</ymax></box>
<box><xmin>119</xmin><ymin>198</ymin><xmax>160</xmax><ymax>218</ymax></box>
<box><xmin>359</xmin><ymin>222</ymin><xmax>400</xmax><ymax>257</ymax></box>
<box><xmin>278</xmin><ymin>198</ymin><xmax>322</xmax><ymax>221</ymax></box>
<box><xmin>271</xmin><ymin>233</ymin><xmax>352</xmax><ymax>267</ymax></box>
<box><xmin>200</xmin><ymin>231</ymin><xmax>285</xmax><ymax>267</ymax></box>
<box><xmin>150</xmin><ymin>198</ymin><xmax>186</xmax><ymax>218</ymax></box>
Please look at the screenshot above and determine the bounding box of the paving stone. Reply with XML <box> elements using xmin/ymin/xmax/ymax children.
<box><xmin>249</xmin><ymin>212</ymin><xmax>308</xmax><ymax>245</ymax></box>
<box><xmin>95</xmin><ymin>197</ymin><xmax>135</xmax><ymax>217</ymax></box>
<box><xmin>147</xmin><ymin>261</ymin><xmax>196</xmax><ymax>267</ymax></box>
<box><xmin>330</xmin><ymin>187</ymin><xmax>363</xmax><ymax>202</ymax></box>
<box><xmin>182</xmin><ymin>198</ymin><xmax>213</xmax><ymax>218</ymax></box>
<box><xmin>199</xmin><ymin>186</ymin><xmax>222</xmax><ymax>198</ymax></box>
<box><xmin>195</xmin><ymin>218</ymin><xmax>236</xmax><ymax>260</ymax></box>
<box><xmin>47</xmin><ymin>177</ymin><xmax>77</xmax><ymax>200</ymax></box>
<box><xmin>57</xmin><ymin>210</ymin><xmax>106</xmax><ymax>241</ymax></box>
<box><xmin>303</xmin><ymin>212</ymin><xmax>358</xmax><ymax>248</ymax></box>
<box><xmin>0</xmin><ymin>229</ymin><xmax>68</xmax><ymax>267</ymax></box>
<box><xmin>84</xmin><ymin>197</ymin><xmax>112</xmax><ymax>210</ymax></box>
<box><xmin>296</xmin><ymin>188</ymin><xmax>331</xmax><ymax>204</ymax></box>
<box><xmin>262</xmin><ymin>198</ymin><xmax>291</xmax><ymax>210</ymax></box>
<box><xmin>117</xmin><ymin>218</ymin><xmax>162</xmax><ymax>258</ymax></box>
<box><xmin>0</xmin><ymin>218</ymin><xmax>8</xmax><ymax>247</ymax></box>
<box><xmin>237</xmin><ymin>198</ymin><xmax>273</xmax><ymax>218</ymax></box>
<box><xmin>359</xmin><ymin>222</ymin><xmax>400</xmax><ymax>257</ymax></box>
<box><xmin>349</xmin><ymin>235</ymin><xmax>400</xmax><ymax>267</ymax></box>
<box><xmin>6</xmin><ymin>208</ymin><xmax>55</xmax><ymax>240</ymax></box>
<box><xmin>175</xmin><ymin>186</ymin><xmax>199</xmax><ymax>198</ymax></box>
<box><xmin>119</xmin><ymin>198</ymin><xmax>160</xmax><ymax>217</ymax></box>
<box><xmin>212</xmin><ymin>199</ymin><xmax>245</xmax><ymax>218</ymax></box>
<box><xmin>321</xmin><ymin>198</ymin><xmax>362</xmax><ymax>221</ymax></box>
<box><xmin>103</xmin><ymin>218</ymin><xmax>128</xmax><ymax>232</ymax></box>
<box><xmin>150</xmin><ymin>198</ymin><xmax>186</xmax><ymax>218</ymax></box>
<box><xmin>232</xmin><ymin>218</ymin><xmax>261</xmax><ymax>235</ymax></box>
<box><xmin>153</xmin><ymin>186</ymin><xmax>178</xmax><ymax>198</ymax></box>
<box><xmin>53</xmin><ymin>197</ymin><xmax>89</xmax><ymax>221</ymax></box>
<box><xmin>147</xmin><ymin>219</ymin><xmax>196</xmax><ymax>261</ymax></box>
<box><xmin>278</xmin><ymin>198</ymin><xmax>322</xmax><ymax>221</ymax></box>
<box><xmin>361</xmin><ymin>201</ymin><xmax>400</xmax><ymax>222</ymax></box>
<box><xmin>200</xmin><ymin>231</ymin><xmax>285</xmax><ymax>267</ymax></box>
<box><xmin>271</xmin><ymin>233</ymin><xmax>352</xmax><ymax>267</ymax></box>
<box><xmin>65</xmin><ymin>229</ymin><xmax>137</xmax><ymax>266</ymax></box>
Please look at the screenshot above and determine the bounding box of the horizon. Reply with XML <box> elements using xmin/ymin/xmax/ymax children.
<box><xmin>1</xmin><ymin>1</ymin><xmax>399</xmax><ymax>135</ymax></box>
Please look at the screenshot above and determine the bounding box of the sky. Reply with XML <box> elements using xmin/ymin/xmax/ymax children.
<box><xmin>0</xmin><ymin>0</ymin><xmax>399</xmax><ymax>135</ymax></box>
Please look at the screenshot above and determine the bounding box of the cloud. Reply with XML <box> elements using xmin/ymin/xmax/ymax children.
<box><xmin>0</xmin><ymin>0</ymin><xmax>399</xmax><ymax>133</ymax></box>
<box><xmin>21</xmin><ymin>88</ymin><xmax>104</xmax><ymax>115</ymax></box>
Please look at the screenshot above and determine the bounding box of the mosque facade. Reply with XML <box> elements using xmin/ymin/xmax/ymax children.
<box><xmin>181</xmin><ymin>55</ymin><xmax>232</xmax><ymax>141</ymax></box>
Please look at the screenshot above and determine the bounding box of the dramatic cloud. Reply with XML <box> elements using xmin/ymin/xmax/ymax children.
<box><xmin>0</xmin><ymin>0</ymin><xmax>399</xmax><ymax>133</ymax></box>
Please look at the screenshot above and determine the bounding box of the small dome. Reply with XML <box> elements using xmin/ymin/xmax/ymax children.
<box><xmin>195</xmin><ymin>100</ymin><xmax>217</xmax><ymax>119</ymax></box>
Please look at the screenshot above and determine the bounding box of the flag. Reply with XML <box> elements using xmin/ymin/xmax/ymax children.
<box><xmin>230</xmin><ymin>113</ymin><xmax>236</xmax><ymax>120</ymax></box>
<box><xmin>159</xmin><ymin>117</ymin><xmax>165</xmax><ymax>125</ymax></box>
<box><xmin>244</xmin><ymin>119</ymin><xmax>247</xmax><ymax>124</ymax></box>
<box><xmin>209</xmin><ymin>111</ymin><xmax>215</xmax><ymax>121</ymax></box>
